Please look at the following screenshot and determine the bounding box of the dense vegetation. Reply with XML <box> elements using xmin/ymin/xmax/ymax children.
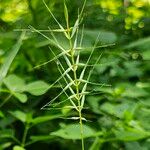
<box><xmin>0</xmin><ymin>0</ymin><xmax>150</xmax><ymax>150</ymax></box>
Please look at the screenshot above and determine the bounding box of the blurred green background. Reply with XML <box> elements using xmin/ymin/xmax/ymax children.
<box><xmin>0</xmin><ymin>0</ymin><xmax>150</xmax><ymax>150</ymax></box>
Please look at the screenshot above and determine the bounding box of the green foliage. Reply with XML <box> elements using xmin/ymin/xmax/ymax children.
<box><xmin>2</xmin><ymin>74</ymin><xmax>50</xmax><ymax>103</ymax></box>
<box><xmin>0</xmin><ymin>32</ymin><xmax>25</xmax><ymax>85</ymax></box>
<box><xmin>0</xmin><ymin>0</ymin><xmax>150</xmax><ymax>150</ymax></box>
<box><xmin>13</xmin><ymin>145</ymin><xmax>25</xmax><ymax>150</ymax></box>
<box><xmin>51</xmin><ymin>124</ymin><xmax>98</xmax><ymax>140</ymax></box>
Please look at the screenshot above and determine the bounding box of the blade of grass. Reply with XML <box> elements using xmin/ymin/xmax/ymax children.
<box><xmin>0</xmin><ymin>31</ymin><xmax>25</xmax><ymax>85</ymax></box>
<box><xmin>29</xmin><ymin>25</ymin><xmax>69</xmax><ymax>56</ymax></box>
<box><xmin>41</xmin><ymin>81</ymin><xmax>75</xmax><ymax>109</ymax></box>
<box><xmin>79</xmin><ymin>33</ymin><xmax>101</xmax><ymax>81</ymax></box>
<box><xmin>81</xmin><ymin>53</ymin><xmax>103</xmax><ymax>108</ymax></box>
<box><xmin>33</xmin><ymin>50</ymin><xmax>70</xmax><ymax>69</ymax></box>
<box><xmin>49</xmin><ymin>47</ymin><xmax>75</xmax><ymax>94</ymax></box>
<box><xmin>49</xmin><ymin>47</ymin><xmax>78</xmax><ymax>110</ymax></box>
<box><xmin>43</xmin><ymin>0</ymin><xmax>69</xmax><ymax>39</ymax></box>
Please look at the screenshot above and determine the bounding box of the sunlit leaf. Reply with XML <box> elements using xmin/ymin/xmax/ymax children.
<box><xmin>9</xmin><ymin>110</ymin><xmax>26</xmax><ymax>123</ymax></box>
<box><xmin>13</xmin><ymin>146</ymin><xmax>25</xmax><ymax>150</ymax></box>
<box><xmin>13</xmin><ymin>93</ymin><xmax>27</xmax><ymax>103</ymax></box>
<box><xmin>51</xmin><ymin>124</ymin><xmax>97</xmax><ymax>139</ymax></box>
<box><xmin>3</xmin><ymin>74</ymin><xmax>25</xmax><ymax>92</ymax></box>
<box><xmin>25</xmin><ymin>81</ymin><xmax>49</xmax><ymax>96</ymax></box>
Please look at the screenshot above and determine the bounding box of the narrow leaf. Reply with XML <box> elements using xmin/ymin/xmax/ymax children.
<box><xmin>32</xmin><ymin>114</ymin><xmax>62</xmax><ymax>125</ymax></box>
<box><xmin>71</xmin><ymin>18</ymin><xmax>79</xmax><ymax>38</ymax></box>
<box><xmin>0</xmin><ymin>31</ymin><xmax>25</xmax><ymax>84</ymax></box>
<box><xmin>64</xmin><ymin>2</ymin><xmax>69</xmax><ymax>27</ymax></box>
<box><xmin>43</xmin><ymin>0</ymin><xmax>69</xmax><ymax>39</ymax></box>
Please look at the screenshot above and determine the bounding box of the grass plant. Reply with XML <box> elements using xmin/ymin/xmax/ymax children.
<box><xmin>29</xmin><ymin>0</ymin><xmax>110</xmax><ymax>149</ymax></box>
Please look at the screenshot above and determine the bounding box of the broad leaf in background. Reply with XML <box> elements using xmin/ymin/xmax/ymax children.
<box><xmin>125</xmin><ymin>37</ymin><xmax>150</xmax><ymax>50</ymax></box>
<box><xmin>121</xmin><ymin>83</ymin><xmax>149</xmax><ymax>98</ymax></box>
<box><xmin>9</xmin><ymin>110</ymin><xmax>27</xmax><ymax>123</ymax></box>
<box><xmin>114</xmin><ymin>127</ymin><xmax>150</xmax><ymax>141</ymax></box>
<box><xmin>9</xmin><ymin>110</ymin><xmax>62</xmax><ymax>125</ymax></box>
<box><xmin>3</xmin><ymin>74</ymin><xmax>25</xmax><ymax>92</ymax></box>
<box><xmin>2</xmin><ymin>74</ymin><xmax>50</xmax><ymax>103</ymax></box>
<box><xmin>13</xmin><ymin>146</ymin><xmax>25</xmax><ymax>150</ymax></box>
<box><xmin>3</xmin><ymin>74</ymin><xmax>27</xmax><ymax>103</ymax></box>
<box><xmin>25</xmin><ymin>81</ymin><xmax>49</xmax><ymax>96</ymax></box>
<box><xmin>0</xmin><ymin>0</ymin><xmax>149</xmax><ymax>149</ymax></box>
<box><xmin>0</xmin><ymin>129</ymin><xmax>14</xmax><ymax>139</ymax></box>
<box><xmin>125</xmin><ymin>142</ymin><xmax>144</xmax><ymax>150</ymax></box>
<box><xmin>31</xmin><ymin>114</ymin><xmax>62</xmax><ymax>125</ymax></box>
<box><xmin>0</xmin><ymin>142</ymin><xmax>12</xmax><ymax>150</ymax></box>
<box><xmin>13</xmin><ymin>93</ymin><xmax>27</xmax><ymax>103</ymax></box>
<box><xmin>100</xmin><ymin>101</ymin><xmax>137</xmax><ymax>119</ymax></box>
<box><xmin>51</xmin><ymin>124</ymin><xmax>97</xmax><ymax>140</ymax></box>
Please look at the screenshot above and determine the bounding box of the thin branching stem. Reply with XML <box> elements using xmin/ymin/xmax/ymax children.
<box><xmin>67</xmin><ymin>19</ymin><xmax>85</xmax><ymax>150</ymax></box>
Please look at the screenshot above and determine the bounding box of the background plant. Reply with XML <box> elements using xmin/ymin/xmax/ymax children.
<box><xmin>0</xmin><ymin>0</ymin><xmax>150</xmax><ymax>150</ymax></box>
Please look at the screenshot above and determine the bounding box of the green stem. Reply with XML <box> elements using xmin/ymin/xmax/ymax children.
<box><xmin>0</xmin><ymin>94</ymin><xmax>12</xmax><ymax>108</ymax></box>
<box><xmin>78</xmin><ymin>106</ymin><xmax>84</xmax><ymax>150</ymax></box>
<box><xmin>21</xmin><ymin>124</ymin><xmax>29</xmax><ymax>147</ymax></box>
<box><xmin>68</xmin><ymin>28</ymin><xmax>85</xmax><ymax>150</ymax></box>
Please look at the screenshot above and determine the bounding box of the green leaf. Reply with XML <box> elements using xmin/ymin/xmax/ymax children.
<box><xmin>100</xmin><ymin>102</ymin><xmax>137</xmax><ymax>119</ymax></box>
<box><xmin>114</xmin><ymin>128</ymin><xmax>150</xmax><ymax>141</ymax></box>
<box><xmin>64</xmin><ymin>2</ymin><xmax>69</xmax><ymax>26</ymax></box>
<box><xmin>0</xmin><ymin>142</ymin><xmax>12</xmax><ymax>149</ymax></box>
<box><xmin>30</xmin><ymin>135</ymin><xmax>54</xmax><ymax>142</ymax></box>
<box><xmin>0</xmin><ymin>116</ymin><xmax>15</xmax><ymax>128</ymax></box>
<box><xmin>13</xmin><ymin>146</ymin><xmax>25</xmax><ymax>150</ymax></box>
<box><xmin>89</xmin><ymin>137</ymin><xmax>102</xmax><ymax>150</ymax></box>
<box><xmin>42</xmin><ymin>1</ymin><xmax>69</xmax><ymax>39</ymax></box>
<box><xmin>3</xmin><ymin>74</ymin><xmax>27</xmax><ymax>103</ymax></box>
<box><xmin>32</xmin><ymin>114</ymin><xmax>62</xmax><ymax>125</ymax></box>
<box><xmin>0</xmin><ymin>129</ymin><xmax>14</xmax><ymax>139</ymax></box>
<box><xmin>123</xmin><ymin>86</ymin><xmax>148</xmax><ymax>98</ymax></box>
<box><xmin>0</xmin><ymin>111</ymin><xmax>4</xmax><ymax>118</ymax></box>
<box><xmin>9</xmin><ymin>110</ymin><xmax>26</xmax><ymax>123</ymax></box>
<box><xmin>142</xmin><ymin>50</ymin><xmax>150</xmax><ymax>60</ymax></box>
<box><xmin>87</xmin><ymin>96</ymin><xmax>101</xmax><ymax>114</ymax></box>
<box><xmin>71</xmin><ymin>18</ymin><xmax>79</xmax><ymax>38</ymax></box>
<box><xmin>13</xmin><ymin>93</ymin><xmax>27</xmax><ymax>103</ymax></box>
<box><xmin>0</xmin><ymin>31</ymin><xmax>25</xmax><ymax>85</ymax></box>
<box><xmin>25</xmin><ymin>81</ymin><xmax>49</xmax><ymax>96</ymax></box>
<box><xmin>125</xmin><ymin>37</ymin><xmax>150</xmax><ymax>50</ymax></box>
<box><xmin>3</xmin><ymin>74</ymin><xmax>25</xmax><ymax>92</ymax></box>
<box><xmin>136</xmin><ymin>108</ymin><xmax>150</xmax><ymax>130</ymax></box>
<box><xmin>51</xmin><ymin>124</ymin><xmax>97</xmax><ymax>139</ymax></box>
<box><xmin>125</xmin><ymin>142</ymin><xmax>144</xmax><ymax>150</ymax></box>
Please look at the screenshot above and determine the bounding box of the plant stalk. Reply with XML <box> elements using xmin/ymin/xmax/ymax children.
<box><xmin>68</xmin><ymin>29</ymin><xmax>85</xmax><ymax>150</ymax></box>
<box><xmin>21</xmin><ymin>124</ymin><xmax>29</xmax><ymax>147</ymax></box>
